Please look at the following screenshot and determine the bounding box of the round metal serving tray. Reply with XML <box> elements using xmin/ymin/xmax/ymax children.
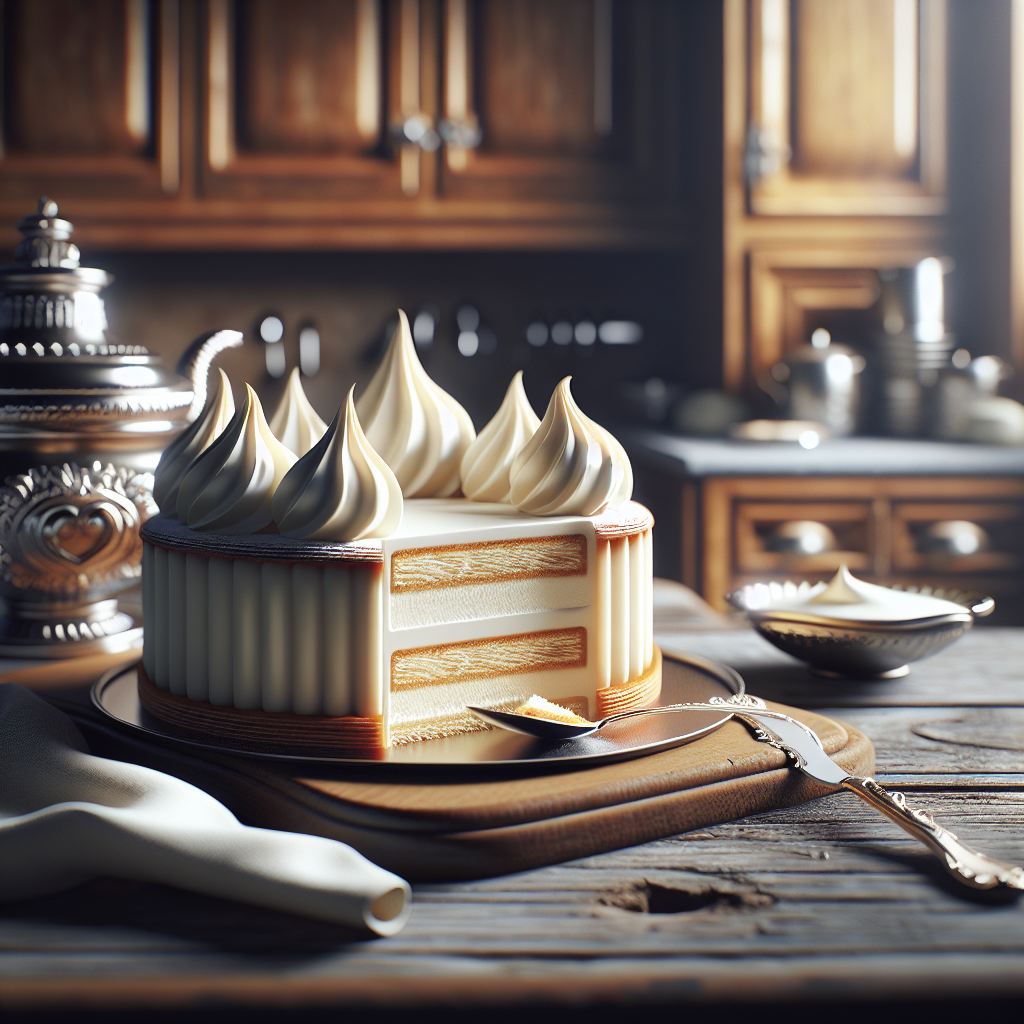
<box><xmin>91</xmin><ymin>650</ymin><xmax>744</xmax><ymax>771</ymax></box>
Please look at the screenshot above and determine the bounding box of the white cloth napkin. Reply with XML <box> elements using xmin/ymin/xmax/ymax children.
<box><xmin>0</xmin><ymin>683</ymin><xmax>410</xmax><ymax>935</ymax></box>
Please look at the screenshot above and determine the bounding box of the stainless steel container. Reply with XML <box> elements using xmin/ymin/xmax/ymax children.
<box><xmin>768</xmin><ymin>330</ymin><xmax>865</xmax><ymax>436</ymax></box>
<box><xmin>0</xmin><ymin>198</ymin><xmax>240</xmax><ymax>657</ymax></box>
<box><xmin>874</xmin><ymin>259</ymin><xmax>956</xmax><ymax>436</ymax></box>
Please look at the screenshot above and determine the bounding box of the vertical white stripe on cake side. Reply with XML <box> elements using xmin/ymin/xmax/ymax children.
<box><xmin>644</xmin><ymin>528</ymin><xmax>654</xmax><ymax>666</ymax></box>
<box><xmin>152</xmin><ymin>545</ymin><xmax>169</xmax><ymax>688</ymax></box>
<box><xmin>628</xmin><ymin>532</ymin><xmax>644</xmax><ymax>680</ymax></box>
<box><xmin>141</xmin><ymin>542</ymin><xmax>156</xmax><ymax>682</ymax></box>
<box><xmin>184</xmin><ymin>554</ymin><xmax>209</xmax><ymax>701</ymax></box>
<box><xmin>232</xmin><ymin>560</ymin><xmax>262</xmax><ymax>709</ymax></box>
<box><xmin>322</xmin><ymin>564</ymin><xmax>353</xmax><ymax>716</ymax></box>
<box><xmin>595</xmin><ymin>538</ymin><xmax>611</xmax><ymax>689</ymax></box>
<box><xmin>261</xmin><ymin>562</ymin><xmax>292</xmax><ymax>712</ymax></box>
<box><xmin>207</xmin><ymin>557</ymin><xmax>234</xmax><ymax>705</ymax></box>
<box><xmin>291</xmin><ymin>564</ymin><xmax>323</xmax><ymax>715</ymax></box>
<box><xmin>609</xmin><ymin>537</ymin><xmax>629</xmax><ymax>686</ymax></box>
<box><xmin>353</xmin><ymin>564</ymin><xmax>383</xmax><ymax>717</ymax></box>
<box><xmin>167</xmin><ymin>551</ymin><xmax>187</xmax><ymax>696</ymax></box>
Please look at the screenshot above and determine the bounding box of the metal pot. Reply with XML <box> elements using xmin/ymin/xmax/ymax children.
<box><xmin>768</xmin><ymin>330</ymin><xmax>865</xmax><ymax>437</ymax></box>
<box><xmin>0</xmin><ymin>198</ymin><xmax>241</xmax><ymax>657</ymax></box>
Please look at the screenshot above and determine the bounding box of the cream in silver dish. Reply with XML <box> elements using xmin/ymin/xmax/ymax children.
<box><xmin>727</xmin><ymin>566</ymin><xmax>993</xmax><ymax>679</ymax></box>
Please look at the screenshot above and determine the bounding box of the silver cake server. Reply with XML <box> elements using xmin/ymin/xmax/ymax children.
<box><xmin>467</xmin><ymin>695</ymin><xmax>1024</xmax><ymax>893</ymax></box>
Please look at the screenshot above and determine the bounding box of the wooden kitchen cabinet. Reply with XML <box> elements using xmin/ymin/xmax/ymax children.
<box><xmin>724</xmin><ymin>0</ymin><xmax>948</xmax><ymax>389</ymax></box>
<box><xmin>436</xmin><ymin>1</ymin><xmax>683</xmax><ymax>209</ymax></box>
<box><xmin>691</xmin><ymin>476</ymin><xmax>1024</xmax><ymax>620</ymax></box>
<box><xmin>0</xmin><ymin>0</ymin><xmax>183</xmax><ymax>202</ymax></box>
<box><xmin>0</xmin><ymin>0</ymin><xmax>688</xmax><ymax>250</ymax></box>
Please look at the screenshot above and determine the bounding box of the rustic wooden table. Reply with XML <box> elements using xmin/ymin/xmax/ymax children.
<box><xmin>3</xmin><ymin>617</ymin><xmax>1024</xmax><ymax>1022</ymax></box>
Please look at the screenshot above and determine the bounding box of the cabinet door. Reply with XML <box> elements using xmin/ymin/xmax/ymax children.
<box><xmin>0</xmin><ymin>0</ymin><xmax>181</xmax><ymax>218</ymax></box>
<box><xmin>746</xmin><ymin>0</ymin><xmax>946</xmax><ymax>216</ymax></box>
<box><xmin>201</xmin><ymin>0</ymin><xmax>408</xmax><ymax>205</ymax></box>
<box><xmin>436</xmin><ymin>0</ymin><xmax>684</xmax><ymax>233</ymax></box>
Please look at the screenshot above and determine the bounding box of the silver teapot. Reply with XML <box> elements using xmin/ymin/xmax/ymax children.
<box><xmin>0</xmin><ymin>198</ymin><xmax>240</xmax><ymax>657</ymax></box>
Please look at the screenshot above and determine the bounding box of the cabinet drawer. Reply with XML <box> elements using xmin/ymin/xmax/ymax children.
<box><xmin>892</xmin><ymin>502</ymin><xmax>1024</xmax><ymax>574</ymax></box>
<box><xmin>698</xmin><ymin>476</ymin><xmax>1024</xmax><ymax>618</ymax></box>
<box><xmin>734</xmin><ymin>501</ymin><xmax>871</xmax><ymax>573</ymax></box>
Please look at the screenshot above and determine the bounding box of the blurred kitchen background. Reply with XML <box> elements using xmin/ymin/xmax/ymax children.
<box><xmin>5</xmin><ymin>0</ymin><xmax>1024</xmax><ymax>619</ymax></box>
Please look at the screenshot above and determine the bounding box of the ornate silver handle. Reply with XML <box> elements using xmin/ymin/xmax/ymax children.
<box><xmin>602</xmin><ymin>693</ymin><xmax>774</xmax><ymax>727</ymax></box>
<box><xmin>842</xmin><ymin>777</ymin><xmax>1024</xmax><ymax>891</ymax></box>
<box><xmin>176</xmin><ymin>330</ymin><xmax>243</xmax><ymax>422</ymax></box>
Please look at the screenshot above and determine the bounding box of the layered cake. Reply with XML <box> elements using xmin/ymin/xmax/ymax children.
<box><xmin>141</xmin><ymin>312</ymin><xmax>659</xmax><ymax>752</ymax></box>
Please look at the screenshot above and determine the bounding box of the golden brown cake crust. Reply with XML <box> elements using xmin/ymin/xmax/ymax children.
<box><xmin>137</xmin><ymin>665</ymin><xmax>385</xmax><ymax>757</ymax></box>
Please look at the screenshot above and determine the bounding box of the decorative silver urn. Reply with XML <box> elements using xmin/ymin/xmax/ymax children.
<box><xmin>0</xmin><ymin>198</ymin><xmax>240</xmax><ymax>657</ymax></box>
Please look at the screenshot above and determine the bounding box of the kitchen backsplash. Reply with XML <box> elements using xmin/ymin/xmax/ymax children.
<box><xmin>87</xmin><ymin>250</ymin><xmax>710</xmax><ymax>431</ymax></box>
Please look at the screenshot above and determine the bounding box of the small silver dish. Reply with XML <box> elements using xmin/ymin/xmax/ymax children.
<box><xmin>726</xmin><ymin>580</ymin><xmax>994</xmax><ymax>679</ymax></box>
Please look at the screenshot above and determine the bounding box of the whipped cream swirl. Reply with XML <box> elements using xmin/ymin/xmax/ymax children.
<box><xmin>509</xmin><ymin>377</ymin><xmax>632</xmax><ymax>516</ymax></box>
<box><xmin>153</xmin><ymin>368</ymin><xmax>235</xmax><ymax>516</ymax></box>
<box><xmin>272</xmin><ymin>386</ymin><xmax>403</xmax><ymax>541</ymax></box>
<box><xmin>356</xmin><ymin>310</ymin><xmax>476</xmax><ymax>498</ymax></box>
<box><xmin>269</xmin><ymin>367</ymin><xmax>328</xmax><ymax>456</ymax></box>
<box><xmin>460</xmin><ymin>371</ymin><xmax>540</xmax><ymax>502</ymax></box>
<box><xmin>175</xmin><ymin>384</ymin><xmax>297</xmax><ymax>533</ymax></box>
<box><xmin>769</xmin><ymin>566</ymin><xmax>970</xmax><ymax>623</ymax></box>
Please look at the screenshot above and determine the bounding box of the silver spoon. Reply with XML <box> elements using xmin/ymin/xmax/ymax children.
<box><xmin>466</xmin><ymin>695</ymin><xmax>1024</xmax><ymax>893</ymax></box>
<box><xmin>465</xmin><ymin>697</ymin><xmax>782</xmax><ymax>740</ymax></box>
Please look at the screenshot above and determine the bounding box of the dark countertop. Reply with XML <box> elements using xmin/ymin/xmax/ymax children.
<box><xmin>620</xmin><ymin>427</ymin><xmax>1024</xmax><ymax>477</ymax></box>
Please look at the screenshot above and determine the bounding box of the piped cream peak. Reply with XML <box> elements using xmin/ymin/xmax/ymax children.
<box><xmin>460</xmin><ymin>371</ymin><xmax>540</xmax><ymax>503</ymax></box>
<box><xmin>807</xmin><ymin>565</ymin><xmax>872</xmax><ymax>606</ymax></box>
<box><xmin>356</xmin><ymin>310</ymin><xmax>476</xmax><ymax>498</ymax></box>
<box><xmin>153</xmin><ymin>368</ymin><xmax>235</xmax><ymax>516</ymax></box>
<box><xmin>270</xmin><ymin>367</ymin><xmax>328</xmax><ymax>456</ymax></box>
<box><xmin>770</xmin><ymin>565</ymin><xmax>971</xmax><ymax>623</ymax></box>
<box><xmin>272</xmin><ymin>385</ymin><xmax>403</xmax><ymax>542</ymax></box>
<box><xmin>509</xmin><ymin>376</ymin><xmax>632</xmax><ymax>517</ymax></box>
<box><xmin>175</xmin><ymin>383</ymin><xmax>297</xmax><ymax>534</ymax></box>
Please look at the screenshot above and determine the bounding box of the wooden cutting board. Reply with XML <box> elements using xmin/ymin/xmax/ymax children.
<box><xmin>56</xmin><ymin>689</ymin><xmax>873</xmax><ymax>881</ymax></box>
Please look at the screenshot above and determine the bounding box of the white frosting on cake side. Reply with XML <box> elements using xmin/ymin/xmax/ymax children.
<box><xmin>460</xmin><ymin>371</ymin><xmax>540</xmax><ymax>503</ymax></box>
<box><xmin>175</xmin><ymin>383</ymin><xmax>297</xmax><ymax>533</ymax></box>
<box><xmin>356</xmin><ymin>310</ymin><xmax>476</xmax><ymax>498</ymax></box>
<box><xmin>153</xmin><ymin>368</ymin><xmax>235</xmax><ymax>516</ymax></box>
<box><xmin>272</xmin><ymin>386</ymin><xmax>403</xmax><ymax>541</ymax></box>
<box><xmin>509</xmin><ymin>376</ymin><xmax>632</xmax><ymax>516</ymax></box>
<box><xmin>766</xmin><ymin>565</ymin><xmax>969</xmax><ymax>623</ymax></box>
<box><xmin>270</xmin><ymin>367</ymin><xmax>328</xmax><ymax>456</ymax></box>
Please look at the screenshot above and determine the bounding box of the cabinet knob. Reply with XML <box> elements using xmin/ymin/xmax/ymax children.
<box><xmin>743</xmin><ymin>123</ymin><xmax>790</xmax><ymax>186</ymax></box>
<box><xmin>438</xmin><ymin>117</ymin><xmax>482</xmax><ymax>149</ymax></box>
<box><xmin>391</xmin><ymin>115</ymin><xmax>441</xmax><ymax>152</ymax></box>
<box><xmin>764</xmin><ymin>520</ymin><xmax>836</xmax><ymax>555</ymax></box>
<box><xmin>390</xmin><ymin>115</ymin><xmax>483</xmax><ymax>154</ymax></box>
<box><xmin>916</xmin><ymin>520</ymin><xmax>990</xmax><ymax>556</ymax></box>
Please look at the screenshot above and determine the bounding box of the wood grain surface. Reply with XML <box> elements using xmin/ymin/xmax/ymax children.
<box><xmin>3</xmin><ymin>623</ymin><xmax>1024</xmax><ymax>1015</ymax></box>
<box><xmin>44</xmin><ymin>687</ymin><xmax>870</xmax><ymax>881</ymax></box>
